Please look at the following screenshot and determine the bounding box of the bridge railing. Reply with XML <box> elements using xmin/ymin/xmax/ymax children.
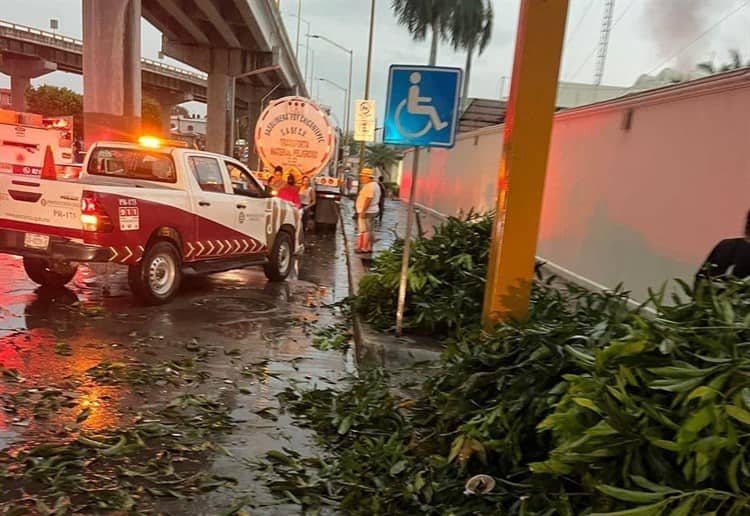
<box><xmin>142</xmin><ymin>58</ymin><xmax>207</xmax><ymax>84</ymax></box>
<box><xmin>0</xmin><ymin>19</ymin><xmax>207</xmax><ymax>85</ymax></box>
<box><xmin>0</xmin><ymin>20</ymin><xmax>82</xmax><ymax>51</ymax></box>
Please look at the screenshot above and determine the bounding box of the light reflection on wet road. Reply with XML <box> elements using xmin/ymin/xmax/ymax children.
<box><xmin>0</xmin><ymin>227</ymin><xmax>352</xmax><ymax>513</ymax></box>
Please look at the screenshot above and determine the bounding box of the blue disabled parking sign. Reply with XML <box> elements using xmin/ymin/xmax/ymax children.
<box><xmin>384</xmin><ymin>65</ymin><xmax>463</xmax><ymax>148</ymax></box>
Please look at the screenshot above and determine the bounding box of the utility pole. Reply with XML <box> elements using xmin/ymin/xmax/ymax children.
<box><xmin>358</xmin><ymin>0</ymin><xmax>376</xmax><ymax>173</ymax></box>
<box><xmin>482</xmin><ymin>0</ymin><xmax>569</xmax><ymax>327</ymax></box>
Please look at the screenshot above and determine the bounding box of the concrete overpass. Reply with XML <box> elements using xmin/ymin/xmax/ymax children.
<box><xmin>82</xmin><ymin>0</ymin><xmax>306</xmax><ymax>155</ymax></box>
<box><xmin>0</xmin><ymin>19</ymin><xmax>210</xmax><ymax>133</ymax></box>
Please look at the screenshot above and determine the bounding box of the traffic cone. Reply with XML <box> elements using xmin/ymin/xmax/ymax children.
<box><xmin>41</xmin><ymin>145</ymin><xmax>56</xmax><ymax>180</ymax></box>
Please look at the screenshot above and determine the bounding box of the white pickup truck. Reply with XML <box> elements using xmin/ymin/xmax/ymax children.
<box><xmin>0</xmin><ymin>139</ymin><xmax>302</xmax><ymax>304</ymax></box>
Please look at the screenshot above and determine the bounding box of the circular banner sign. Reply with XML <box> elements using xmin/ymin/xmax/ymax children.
<box><xmin>254</xmin><ymin>96</ymin><xmax>334</xmax><ymax>179</ymax></box>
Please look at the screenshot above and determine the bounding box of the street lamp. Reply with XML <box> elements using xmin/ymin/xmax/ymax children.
<box><xmin>295</xmin><ymin>0</ymin><xmax>302</xmax><ymax>59</ymax></box>
<box><xmin>297</xmin><ymin>44</ymin><xmax>315</xmax><ymax>87</ymax></box>
<box><xmin>308</xmin><ymin>34</ymin><xmax>353</xmax><ymax>145</ymax></box>
<box><xmin>284</xmin><ymin>12</ymin><xmax>311</xmax><ymax>88</ymax></box>
<box><xmin>317</xmin><ymin>77</ymin><xmax>347</xmax><ymax>92</ymax></box>
<box><xmin>230</xmin><ymin>65</ymin><xmax>281</xmax><ymax>157</ymax></box>
<box><xmin>317</xmin><ymin>77</ymin><xmax>347</xmax><ymax>121</ymax></box>
<box><xmin>314</xmin><ymin>84</ymin><xmax>345</xmax><ymax>176</ymax></box>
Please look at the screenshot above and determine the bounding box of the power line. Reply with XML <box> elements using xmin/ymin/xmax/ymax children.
<box><xmin>560</xmin><ymin>0</ymin><xmax>596</xmax><ymax>80</ymax></box>
<box><xmin>565</xmin><ymin>0</ymin><xmax>596</xmax><ymax>45</ymax></box>
<box><xmin>643</xmin><ymin>0</ymin><xmax>750</xmax><ymax>75</ymax></box>
<box><xmin>568</xmin><ymin>0</ymin><xmax>638</xmax><ymax>81</ymax></box>
<box><xmin>612</xmin><ymin>0</ymin><xmax>637</xmax><ymax>27</ymax></box>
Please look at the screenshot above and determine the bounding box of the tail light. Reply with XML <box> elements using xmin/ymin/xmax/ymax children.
<box><xmin>80</xmin><ymin>192</ymin><xmax>113</xmax><ymax>232</ymax></box>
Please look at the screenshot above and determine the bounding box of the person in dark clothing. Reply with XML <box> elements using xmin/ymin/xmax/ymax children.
<box><xmin>377</xmin><ymin>176</ymin><xmax>387</xmax><ymax>224</ymax></box>
<box><xmin>73</xmin><ymin>139</ymin><xmax>84</xmax><ymax>163</ymax></box>
<box><xmin>696</xmin><ymin>210</ymin><xmax>750</xmax><ymax>282</ymax></box>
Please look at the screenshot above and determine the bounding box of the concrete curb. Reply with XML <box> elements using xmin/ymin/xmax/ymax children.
<box><xmin>336</xmin><ymin>202</ymin><xmax>367</xmax><ymax>356</ymax></box>
<box><xmin>337</xmin><ymin>202</ymin><xmax>441</xmax><ymax>369</ymax></box>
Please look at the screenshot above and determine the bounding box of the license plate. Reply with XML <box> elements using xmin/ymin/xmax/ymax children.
<box><xmin>24</xmin><ymin>233</ymin><xmax>50</xmax><ymax>250</ymax></box>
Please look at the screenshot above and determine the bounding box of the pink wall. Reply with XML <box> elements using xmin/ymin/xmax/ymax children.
<box><xmin>402</xmin><ymin>70</ymin><xmax>750</xmax><ymax>302</ymax></box>
<box><xmin>402</xmin><ymin>126</ymin><xmax>501</xmax><ymax>218</ymax></box>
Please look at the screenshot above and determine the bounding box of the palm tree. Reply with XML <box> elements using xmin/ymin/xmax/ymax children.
<box><xmin>392</xmin><ymin>0</ymin><xmax>454</xmax><ymax>65</ymax></box>
<box><xmin>447</xmin><ymin>0</ymin><xmax>493</xmax><ymax>104</ymax></box>
<box><xmin>696</xmin><ymin>61</ymin><xmax>716</xmax><ymax>75</ymax></box>
<box><xmin>697</xmin><ymin>49</ymin><xmax>747</xmax><ymax>75</ymax></box>
<box><xmin>365</xmin><ymin>144</ymin><xmax>402</xmax><ymax>182</ymax></box>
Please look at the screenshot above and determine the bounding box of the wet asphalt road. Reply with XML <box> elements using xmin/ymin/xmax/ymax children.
<box><xmin>0</xmin><ymin>226</ymin><xmax>353</xmax><ymax>514</ymax></box>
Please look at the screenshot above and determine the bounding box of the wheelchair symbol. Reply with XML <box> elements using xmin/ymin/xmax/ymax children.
<box><xmin>394</xmin><ymin>72</ymin><xmax>449</xmax><ymax>139</ymax></box>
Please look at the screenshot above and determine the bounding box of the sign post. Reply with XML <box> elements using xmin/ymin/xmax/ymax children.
<box><xmin>383</xmin><ymin>65</ymin><xmax>462</xmax><ymax>336</ymax></box>
<box><xmin>481</xmin><ymin>0</ymin><xmax>569</xmax><ymax>328</ymax></box>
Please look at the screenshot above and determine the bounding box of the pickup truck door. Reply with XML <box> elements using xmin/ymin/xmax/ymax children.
<box><xmin>224</xmin><ymin>160</ymin><xmax>268</xmax><ymax>254</ymax></box>
<box><xmin>185</xmin><ymin>154</ymin><xmax>251</xmax><ymax>260</ymax></box>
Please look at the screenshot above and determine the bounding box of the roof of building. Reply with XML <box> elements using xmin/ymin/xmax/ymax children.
<box><xmin>458</xmin><ymin>98</ymin><xmax>507</xmax><ymax>134</ymax></box>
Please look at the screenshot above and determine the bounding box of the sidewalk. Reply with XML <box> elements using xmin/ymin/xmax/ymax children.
<box><xmin>339</xmin><ymin>198</ymin><xmax>442</xmax><ymax>368</ymax></box>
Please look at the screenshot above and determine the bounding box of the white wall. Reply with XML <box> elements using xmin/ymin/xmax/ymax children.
<box><xmin>402</xmin><ymin>70</ymin><xmax>750</xmax><ymax>302</ymax></box>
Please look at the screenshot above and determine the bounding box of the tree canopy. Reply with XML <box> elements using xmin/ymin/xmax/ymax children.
<box><xmin>26</xmin><ymin>85</ymin><xmax>83</xmax><ymax>138</ymax></box>
<box><xmin>697</xmin><ymin>49</ymin><xmax>747</xmax><ymax>75</ymax></box>
<box><xmin>392</xmin><ymin>0</ymin><xmax>455</xmax><ymax>65</ymax></box>
<box><xmin>365</xmin><ymin>143</ymin><xmax>402</xmax><ymax>182</ymax></box>
<box><xmin>141</xmin><ymin>97</ymin><xmax>163</xmax><ymax>135</ymax></box>
<box><xmin>25</xmin><ymin>85</ymin><xmax>164</xmax><ymax>138</ymax></box>
<box><xmin>391</xmin><ymin>0</ymin><xmax>494</xmax><ymax>96</ymax></box>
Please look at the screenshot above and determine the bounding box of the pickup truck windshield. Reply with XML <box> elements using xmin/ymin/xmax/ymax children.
<box><xmin>87</xmin><ymin>147</ymin><xmax>176</xmax><ymax>183</ymax></box>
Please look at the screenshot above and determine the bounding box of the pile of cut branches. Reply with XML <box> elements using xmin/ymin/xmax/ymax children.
<box><xmin>266</xmin><ymin>211</ymin><xmax>750</xmax><ymax>515</ymax></box>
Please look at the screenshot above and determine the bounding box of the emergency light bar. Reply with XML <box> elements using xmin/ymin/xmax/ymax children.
<box><xmin>137</xmin><ymin>136</ymin><xmax>189</xmax><ymax>149</ymax></box>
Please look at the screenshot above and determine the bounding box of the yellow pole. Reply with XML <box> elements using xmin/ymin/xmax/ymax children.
<box><xmin>481</xmin><ymin>0</ymin><xmax>569</xmax><ymax>329</ymax></box>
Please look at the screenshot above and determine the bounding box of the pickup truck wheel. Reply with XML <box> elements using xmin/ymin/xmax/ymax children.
<box><xmin>129</xmin><ymin>241</ymin><xmax>182</xmax><ymax>305</ymax></box>
<box><xmin>23</xmin><ymin>258</ymin><xmax>78</xmax><ymax>288</ymax></box>
<box><xmin>264</xmin><ymin>231</ymin><xmax>293</xmax><ymax>282</ymax></box>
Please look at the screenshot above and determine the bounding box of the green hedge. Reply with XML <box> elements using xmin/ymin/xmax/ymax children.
<box><xmin>384</xmin><ymin>181</ymin><xmax>400</xmax><ymax>198</ymax></box>
<box><xmin>354</xmin><ymin>211</ymin><xmax>491</xmax><ymax>333</ymax></box>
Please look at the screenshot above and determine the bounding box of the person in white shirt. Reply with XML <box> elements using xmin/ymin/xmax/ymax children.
<box><xmin>299</xmin><ymin>175</ymin><xmax>316</xmax><ymax>231</ymax></box>
<box><xmin>355</xmin><ymin>168</ymin><xmax>380</xmax><ymax>254</ymax></box>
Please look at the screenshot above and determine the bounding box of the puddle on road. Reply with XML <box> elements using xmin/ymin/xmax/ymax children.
<box><xmin>0</xmin><ymin>231</ymin><xmax>354</xmax><ymax>512</ymax></box>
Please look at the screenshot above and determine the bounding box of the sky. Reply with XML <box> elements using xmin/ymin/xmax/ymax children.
<box><xmin>2</xmin><ymin>0</ymin><xmax>750</xmax><ymax>131</ymax></box>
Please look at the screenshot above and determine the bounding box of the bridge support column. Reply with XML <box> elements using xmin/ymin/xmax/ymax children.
<box><xmin>0</xmin><ymin>56</ymin><xmax>57</xmax><ymax>111</ymax></box>
<box><xmin>242</xmin><ymin>85</ymin><xmax>267</xmax><ymax>170</ymax></box>
<box><xmin>145</xmin><ymin>90</ymin><xmax>194</xmax><ymax>137</ymax></box>
<box><xmin>206</xmin><ymin>49</ymin><xmax>236</xmax><ymax>155</ymax></box>
<box><xmin>10</xmin><ymin>76</ymin><xmax>30</xmax><ymax>112</ymax></box>
<box><xmin>82</xmin><ymin>0</ymin><xmax>141</xmax><ymax>147</ymax></box>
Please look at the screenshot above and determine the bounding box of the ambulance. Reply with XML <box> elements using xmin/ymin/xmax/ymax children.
<box><xmin>0</xmin><ymin>109</ymin><xmax>79</xmax><ymax>179</ymax></box>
